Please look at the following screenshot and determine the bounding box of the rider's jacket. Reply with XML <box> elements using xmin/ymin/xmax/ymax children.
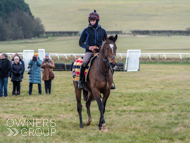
<box><xmin>79</xmin><ymin>24</ymin><xmax>107</xmax><ymax>53</ymax></box>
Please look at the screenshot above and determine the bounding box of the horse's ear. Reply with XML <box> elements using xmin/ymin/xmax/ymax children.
<box><xmin>114</xmin><ymin>35</ymin><xmax>118</xmax><ymax>42</ymax></box>
<box><xmin>103</xmin><ymin>34</ymin><xmax>108</xmax><ymax>41</ymax></box>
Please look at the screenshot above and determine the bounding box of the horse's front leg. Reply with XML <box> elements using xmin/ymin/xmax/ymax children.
<box><xmin>74</xmin><ymin>81</ymin><xmax>83</xmax><ymax>128</ymax></box>
<box><xmin>102</xmin><ymin>89</ymin><xmax>110</xmax><ymax>114</ymax></box>
<box><xmin>85</xmin><ymin>92</ymin><xmax>93</xmax><ymax>126</ymax></box>
<box><xmin>98</xmin><ymin>89</ymin><xmax>110</xmax><ymax>132</ymax></box>
<box><xmin>92</xmin><ymin>88</ymin><xmax>107</xmax><ymax>132</ymax></box>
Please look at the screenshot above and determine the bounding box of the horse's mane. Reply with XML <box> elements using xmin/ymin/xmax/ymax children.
<box><xmin>108</xmin><ymin>36</ymin><xmax>115</xmax><ymax>42</ymax></box>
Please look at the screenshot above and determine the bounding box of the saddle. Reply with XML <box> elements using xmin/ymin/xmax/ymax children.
<box><xmin>72</xmin><ymin>53</ymin><xmax>98</xmax><ymax>82</ymax></box>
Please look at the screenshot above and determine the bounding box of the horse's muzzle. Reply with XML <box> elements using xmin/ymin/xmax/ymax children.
<box><xmin>108</xmin><ymin>59</ymin><xmax>116</xmax><ymax>68</ymax></box>
<box><xmin>107</xmin><ymin>56</ymin><xmax>116</xmax><ymax>68</ymax></box>
<box><xmin>111</xmin><ymin>63</ymin><xmax>115</xmax><ymax>68</ymax></box>
<box><xmin>111</xmin><ymin>59</ymin><xmax>116</xmax><ymax>66</ymax></box>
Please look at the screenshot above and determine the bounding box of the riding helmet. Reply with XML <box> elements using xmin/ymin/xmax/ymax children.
<box><xmin>88</xmin><ymin>10</ymin><xmax>99</xmax><ymax>21</ymax></box>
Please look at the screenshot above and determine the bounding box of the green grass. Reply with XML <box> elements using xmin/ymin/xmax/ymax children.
<box><xmin>0</xmin><ymin>36</ymin><xmax>190</xmax><ymax>53</ymax></box>
<box><xmin>24</xmin><ymin>0</ymin><xmax>190</xmax><ymax>31</ymax></box>
<box><xmin>0</xmin><ymin>64</ymin><xmax>190</xmax><ymax>142</ymax></box>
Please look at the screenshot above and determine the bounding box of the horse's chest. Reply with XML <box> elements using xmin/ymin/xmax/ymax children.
<box><xmin>90</xmin><ymin>75</ymin><xmax>112</xmax><ymax>90</ymax></box>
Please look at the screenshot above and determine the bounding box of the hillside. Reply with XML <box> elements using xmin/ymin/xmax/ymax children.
<box><xmin>25</xmin><ymin>0</ymin><xmax>190</xmax><ymax>31</ymax></box>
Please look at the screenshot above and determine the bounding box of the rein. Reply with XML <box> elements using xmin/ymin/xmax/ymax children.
<box><xmin>96</xmin><ymin>58</ymin><xmax>110</xmax><ymax>96</ymax></box>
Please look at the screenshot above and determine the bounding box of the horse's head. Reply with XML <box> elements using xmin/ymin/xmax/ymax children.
<box><xmin>100</xmin><ymin>34</ymin><xmax>118</xmax><ymax>67</ymax></box>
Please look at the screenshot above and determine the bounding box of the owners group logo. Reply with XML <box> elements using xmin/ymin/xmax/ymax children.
<box><xmin>7</xmin><ymin>119</ymin><xmax>56</xmax><ymax>137</ymax></box>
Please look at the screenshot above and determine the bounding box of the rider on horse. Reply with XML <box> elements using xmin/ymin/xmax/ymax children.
<box><xmin>78</xmin><ymin>10</ymin><xmax>115</xmax><ymax>90</ymax></box>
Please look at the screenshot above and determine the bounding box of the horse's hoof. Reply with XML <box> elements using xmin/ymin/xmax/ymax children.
<box><xmin>85</xmin><ymin>118</ymin><xmax>92</xmax><ymax>126</ymax></box>
<box><xmin>101</xmin><ymin>123</ymin><xmax>108</xmax><ymax>132</ymax></box>
<box><xmin>99</xmin><ymin>126</ymin><xmax>101</xmax><ymax>130</ymax></box>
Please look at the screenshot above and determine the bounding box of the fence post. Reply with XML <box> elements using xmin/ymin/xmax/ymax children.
<box><xmin>179</xmin><ymin>54</ymin><xmax>182</xmax><ymax>61</ymax></box>
<box><xmin>148</xmin><ymin>53</ymin><xmax>151</xmax><ymax>60</ymax></box>
<box><xmin>119</xmin><ymin>54</ymin><xmax>122</xmax><ymax>59</ymax></box>
<box><xmin>55</xmin><ymin>54</ymin><xmax>59</xmax><ymax>60</ymax></box>
<box><xmin>64</xmin><ymin>54</ymin><xmax>68</xmax><ymax>60</ymax></box>
<box><xmin>163</xmin><ymin>54</ymin><xmax>166</xmax><ymax>59</ymax></box>
<box><xmin>72</xmin><ymin>54</ymin><xmax>76</xmax><ymax>59</ymax></box>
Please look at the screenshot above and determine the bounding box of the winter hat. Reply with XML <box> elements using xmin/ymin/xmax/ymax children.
<box><xmin>34</xmin><ymin>53</ymin><xmax>39</xmax><ymax>56</ymax></box>
<box><xmin>1</xmin><ymin>52</ymin><xmax>6</xmax><ymax>57</ymax></box>
<box><xmin>45</xmin><ymin>53</ymin><xmax>49</xmax><ymax>57</ymax></box>
<box><xmin>14</xmin><ymin>56</ymin><xmax>19</xmax><ymax>60</ymax></box>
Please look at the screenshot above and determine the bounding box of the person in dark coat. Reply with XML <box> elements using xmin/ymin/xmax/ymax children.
<box><xmin>78</xmin><ymin>10</ymin><xmax>107</xmax><ymax>89</ymax></box>
<box><xmin>0</xmin><ymin>52</ymin><xmax>11</xmax><ymax>97</ymax></box>
<box><xmin>11</xmin><ymin>56</ymin><xmax>23</xmax><ymax>95</ymax></box>
<box><xmin>11</xmin><ymin>53</ymin><xmax>25</xmax><ymax>79</ymax></box>
<box><xmin>78</xmin><ymin>10</ymin><xmax>116</xmax><ymax>90</ymax></box>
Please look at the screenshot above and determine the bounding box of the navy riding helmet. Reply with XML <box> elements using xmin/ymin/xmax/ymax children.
<box><xmin>88</xmin><ymin>10</ymin><xmax>100</xmax><ymax>28</ymax></box>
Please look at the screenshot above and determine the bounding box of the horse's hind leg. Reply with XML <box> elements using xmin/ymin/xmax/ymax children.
<box><xmin>74</xmin><ymin>81</ymin><xmax>83</xmax><ymax>128</ymax></box>
<box><xmin>85</xmin><ymin>92</ymin><xmax>93</xmax><ymax>126</ymax></box>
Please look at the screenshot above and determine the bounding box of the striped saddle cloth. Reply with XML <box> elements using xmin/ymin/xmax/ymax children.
<box><xmin>72</xmin><ymin>53</ymin><xmax>98</xmax><ymax>82</ymax></box>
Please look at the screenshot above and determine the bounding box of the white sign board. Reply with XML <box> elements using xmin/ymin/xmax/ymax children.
<box><xmin>125</xmin><ymin>50</ymin><xmax>141</xmax><ymax>72</ymax></box>
<box><xmin>23</xmin><ymin>50</ymin><xmax>34</xmax><ymax>71</ymax></box>
<box><xmin>38</xmin><ymin>49</ymin><xmax>45</xmax><ymax>61</ymax></box>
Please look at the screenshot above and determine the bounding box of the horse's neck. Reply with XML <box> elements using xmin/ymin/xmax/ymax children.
<box><xmin>97</xmin><ymin>49</ymin><xmax>108</xmax><ymax>72</ymax></box>
<box><xmin>99</xmin><ymin>47</ymin><xmax>105</xmax><ymax>59</ymax></box>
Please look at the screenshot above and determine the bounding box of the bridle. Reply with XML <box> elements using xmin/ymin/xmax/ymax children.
<box><xmin>96</xmin><ymin>40</ymin><xmax>116</xmax><ymax>94</ymax></box>
<box><xmin>99</xmin><ymin>40</ymin><xmax>116</xmax><ymax>68</ymax></box>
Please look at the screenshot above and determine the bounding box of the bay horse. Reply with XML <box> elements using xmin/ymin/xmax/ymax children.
<box><xmin>73</xmin><ymin>35</ymin><xmax>118</xmax><ymax>132</ymax></box>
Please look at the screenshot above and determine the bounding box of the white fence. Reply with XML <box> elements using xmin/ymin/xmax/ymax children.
<box><xmin>1</xmin><ymin>52</ymin><xmax>190</xmax><ymax>60</ymax></box>
<box><xmin>47</xmin><ymin>53</ymin><xmax>190</xmax><ymax>60</ymax></box>
<box><xmin>140</xmin><ymin>53</ymin><xmax>190</xmax><ymax>60</ymax></box>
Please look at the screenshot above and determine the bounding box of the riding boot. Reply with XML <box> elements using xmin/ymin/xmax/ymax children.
<box><xmin>78</xmin><ymin>66</ymin><xmax>85</xmax><ymax>89</ymax></box>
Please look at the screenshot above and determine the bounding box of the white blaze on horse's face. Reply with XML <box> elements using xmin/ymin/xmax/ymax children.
<box><xmin>109</xmin><ymin>44</ymin><xmax>114</xmax><ymax>54</ymax></box>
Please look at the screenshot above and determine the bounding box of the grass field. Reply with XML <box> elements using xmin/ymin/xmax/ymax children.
<box><xmin>0</xmin><ymin>36</ymin><xmax>190</xmax><ymax>53</ymax></box>
<box><xmin>0</xmin><ymin>64</ymin><xmax>190</xmax><ymax>142</ymax></box>
<box><xmin>24</xmin><ymin>0</ymin><xmax>190</xmax><ymax>31</ymax></box>
<box><xmin>1</xmin><ymin>0</ymin><xmax>190</xmax><ymax>142</ymax></box>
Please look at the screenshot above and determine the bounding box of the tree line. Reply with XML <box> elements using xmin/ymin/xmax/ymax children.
<box><xmin>0</xmin><ymin>0</ymin><xmax>44</xmax><ymax>41</ymax></box>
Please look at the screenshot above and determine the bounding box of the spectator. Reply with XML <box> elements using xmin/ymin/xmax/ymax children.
<box><xmin>11</xmin><ymin>56</ymin><xmax>23</xmax><ymax>95</ymax></box>
<box><xmin>41</xmin><ymin>53</ymin><xmax>55</xmax><ymax>94</ymax></box>
<box><xmin>0</xmin><ymin>52</ymin><xmax>11</xmax><ymax>97</ymax></box>
<box><xmin>11</xmin><ymin>53</ymin><xmax>25</xmax><ymax>79</ymax></box>
<box><xmin>28</xmin><ymin>53</ymin><xmax>42</xmax><ymax>95</ymax></box>
<box><xmin>1</xmin><ymin>53</ymin><xmax>9</xmax><ymax>96</ymax></box>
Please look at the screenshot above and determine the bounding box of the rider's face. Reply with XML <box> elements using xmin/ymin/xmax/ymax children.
<box><xmin>90</xmin><ymin>20</ymin><xmax>96</xmax><ymax>26</ymax></box>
